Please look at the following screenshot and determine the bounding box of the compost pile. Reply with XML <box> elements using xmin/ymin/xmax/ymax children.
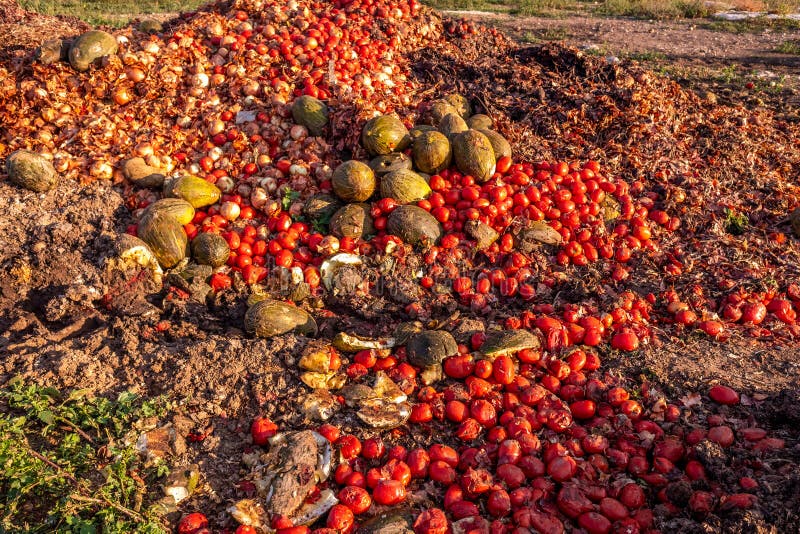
<box><xmin>1</xmin><ymin>0</ymin><xmax>799</xmax><ymax>533</ymax></box>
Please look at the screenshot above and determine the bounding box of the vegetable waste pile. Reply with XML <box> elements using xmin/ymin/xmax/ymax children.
<box><xmin>1</xmin><ymin>0</ymin><xmax>799</xmax><ymax>533</ymax></box>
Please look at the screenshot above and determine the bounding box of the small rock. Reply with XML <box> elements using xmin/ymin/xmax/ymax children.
<box><xmin>5</xmin><ymin>149</ymin><xmax>58</xmax><ymax>192</ymax></box>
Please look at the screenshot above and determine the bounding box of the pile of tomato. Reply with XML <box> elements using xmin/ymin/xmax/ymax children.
<box><xmin>110</xmin><ymin>0</ymin><xmax>799</xmax><ymax>532</ymax></box>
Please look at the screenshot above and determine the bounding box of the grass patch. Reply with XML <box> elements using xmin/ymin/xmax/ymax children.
<box><xmin>626</xmin><ymin>50</ymin><xmax>667</xmax><ymax>61</ymax></box>
<box><xmin>776</xmin><ymin>39</ymin><xmax>800</xmax><ymax>54</ymax></box>
<box><xmin>0</xmin><ymin>378</ymin><xmax>172</xmax><ymax>533</ymax></box>
<box><xmin>422</xmin><ymin>0</ymin><xmax>511</xmax><ymax>12</ymax></box>
<box><xmin>598</xmin><ymin>0</ymin><xmax>711</xmax><ymax>19</ymax></box>
<box><xmin>703</xmin><ymin>16</ymin><xmax>800</xmax><ymax>33</ymax></box>
<box><xmin>512</xmin><ymin>0</ymin><xmax>575</xmax><ymax>16</ymax></box>
<box><xmin>761</xmin><ymin>0</ymin><xmax>800</xmax><ymax>14</ymax></box>
<box><xmin>520</xmin><ymin>26</ymin><xmax>571</xmax><ymax>41</ymax></box>
<box><xmin>20</xmin><ymin>0</ymin><xmax>207</xmax><ymax>27</ymax></box>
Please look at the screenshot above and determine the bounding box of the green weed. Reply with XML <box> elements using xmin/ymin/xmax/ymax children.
<box><xmin>704</xmin><ymin>16</ymin><xmax>800</xmax><ymax>34</ymax></box>
<box><xmin>776</xmin><ymin>39</ymin><xmax>800</xmax><ymax>54</ymax></box>
<box><xmin>724</xmin><ymin>208</ymin><xmax>749</xmax><ymax>235</ymax></box>
<box><xmin>19</xmin><ymin>0</ymin><xmax>207</xmax><ymax>27</ymax></box>
<box><xmin>626</xmin><ymin>50</ymin><xmax>667</xmax><ymax>61</ymax></box>
<box><xmin>0</xmin><ymin>378</ymin><xmax>171</xmax><ymax>533</ymax></box>
<box><xmin>598</xmin><ymin>0</ymin><xmax>711</xmax><ymax>19</ymax></box>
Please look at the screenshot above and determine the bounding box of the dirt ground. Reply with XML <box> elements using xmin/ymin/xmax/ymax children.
<box><xmin>451</xmin><ymin>11</ymin><xmax>800</xmax><ymax>112</ymax></box>
<box><xmin>2</xmin><ymin>1</ymin><xmax>800</xmax><ymax>532</ymax></box>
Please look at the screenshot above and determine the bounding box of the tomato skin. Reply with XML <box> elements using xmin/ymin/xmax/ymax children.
<box><xmin>250</xmin><ymin>417</ymin><xmax>278</xmax><ymax>446</ymax></box>
<box><xmin>413</xmin><ymin>508</ymin><xmax>448</xmax><ymax>534</ymax></box>
<box><xmin>177</xmin><ymin>513</ymin><xmax>208</xmax><ymax>534</ymax></box>
<box><xmin>373</xmin><ymin>479</ymin><xmax>406</xmax><ymax>505</ymax></box>
<box><xmin>337</xmin><ymin>435</ymin><xmax>362</xmax><ymax>459</ymax></box>
<box><xmin>326</xmin><ymin>504</ymin><xmax>355</xmax><ymax>531</ymax></box>
<box><xmin>709</xmin><ymin>385</ymin><xmax>739</xmax><ymax>405</ymax></box>
<box><xmin>741</xmin><ymin>301</ymin><xmax>767</xmax><ymax>324</ymax></box>
<box><xmin>339</xmin><ymin>486</ymin><xmax>372</xmax><ymax>515</ymax></box>
<box><xmin>611</xmin><ymin>331</ymin><xmax>639</xmax><ymax>351</ymax></box>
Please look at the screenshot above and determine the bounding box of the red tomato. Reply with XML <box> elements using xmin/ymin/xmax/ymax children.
<box><xmin>177</xmin><ymin>513</ymin><xmax>208</xmax><ymax>534</ymax></box>
<box><xmin>338</xmin><ymin>486</ymin><xmax>372</xmax><ymax>515</ymax></box>
<box><xmin>611</xmin><ymin>331</ymin><xmax>639</xmax><ymax>351</ymax></box>
<box><xmin>413</xmin><ymin>508</ymin><xmax>448</xmax><ymax>534</ymax></box>
<box><xmin>492</xmin><ymin>355</ymin><xmax>515</xmax><ymax>385</ymax></box>
<box><xmin>361</xmin><ymin>437</ymin><xmax>385</xmax><ymax>459</ymax></box>
<box><xmin>741</xmin><ymin>301</ymin><xmax>767</xmax><ymax>324</ymax></box>
<box><xmin>250</xmin><ymin>417</ymin><xmax>277</xmax><ymax>446</ymax></box>
<box><xmin>337</xmin><ymin>435</ymin><xmax>361</xmax><ymax>459</ymax></box>
<box><xmin>326</xmin><ymin>504</ymin><xmax>354</xmax><ymax>531</ymax></box>
<box><xmin>709</xmin><ymin>385</ymin><xmax>739</xmax><ymax>405</ymax></box>
<box><xmin>373</xmin><ymin>479</ymin><xmax>406</xmax><ymax>505</ymax></box>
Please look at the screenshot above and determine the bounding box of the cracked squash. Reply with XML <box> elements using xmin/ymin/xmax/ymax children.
<box><xmin>244</xmin><ymin>299</ymin><xmax>317</xmax><ymax>338</ymax></box>
<box><xmin>380</xmin><ymin>169</ymin><xmax>431</xmax><ymax>204</ymax></box>
<box><xmin>362</xmin><ymin>115</ymin><xmax>411</xmax><ymax>155</ymax></box>
<box><xmin>331</xmin><ymin>160</ymin><xmax>376</xmax><ymax>202</ymax></box>
<box><xmin>412</xmin><ymin>130</ymin><xmax>451</xmax><ymax>175</ymax></box>
<box><xmin>137</xmin><ymin>210</ymin><xmax>189</xmax><ymax>269</ymax></box>
<box><xmin>291</xmin><ymin>95</ymin><xmax>329</xmax><ymax>137</ymax></box>
<box><xmin>453</xmin><ymin>129</ymin><xmax>496</xmax><ymax>183</ymax></box>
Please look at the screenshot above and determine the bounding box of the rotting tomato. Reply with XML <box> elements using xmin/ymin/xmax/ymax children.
<box><xmin>372</xmin><ymin>479</ymin><xmax>406</xmax><ymax>506</ymax></box>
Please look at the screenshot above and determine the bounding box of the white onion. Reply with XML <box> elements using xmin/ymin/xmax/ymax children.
<box><xmin>259</xmin><ymin>176</ymin><xmax>277</xmax><ymax>193</ymax></box>
<box><xmin>290</xmin><ymin>124</ymin><xmax>308</xmax><ymax>140</ymax></box>
<box><xmin>208</xmin><ymin>119</ymin><xmax>226</xmax><ymax>136</ymax></box>
<box><xmin>192</xmin><ymin>73</ymin><xmax>209</xmax><ymax>88</ymax></box>
<box><xmin>220</xmin><ymin>201</ymin><xmax>241</xmax><ymax>221</ymax></box>
<box><xmin>135</xmin><ymin>142</ymin><xmax>154</xmax><ymax>157</ymax></box>
<box><xmin>289</xmin><ymin>164</ymin><xmax>308</xmax><ymax>176</ymax></box>
<box><xmin>143</xmin><ymin>41</ymin><xmax>160</xmax><ymax>54</ymax></box>
<box><xmin>250</xmin><ymin>187</ymin><xmax>268</xmax><ymax>209</ymax></box>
